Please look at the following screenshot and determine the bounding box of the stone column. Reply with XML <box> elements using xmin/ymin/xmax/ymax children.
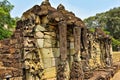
<box><xmin>109</xmin><ymin>41</ymin><xmax>113</xmax><ymax>66</ymax></box>
<box><xmin>99</xmin><ymin>39</ymin><xmax>104</xmax><ymax>67</ymax></box>
<box><xmin>104</xmin><ymin>37</ymin><xmax>112</xmax><ymax>67</ymax></box>
<box><xmin>81</xmin><ymin>28</ymin><xmax>90</xmax><ymax>72</ymax></box>
<box><xmin>81</xmin><ymin>28</ymin><xmax>88</xmax><ymax>52</ymax></box>
<box><xmin>57</xmin><ymin>21</ymin><xmax>68</xmax><ymax>80</ymax></box>
<box><xmin>70</xmin><ymin>26</ymin><xmax>84</xmax><ymax>80</ymax></box>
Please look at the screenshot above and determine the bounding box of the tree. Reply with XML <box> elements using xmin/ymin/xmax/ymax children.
<box><xmin>0</xmin><ymin>0</ymin><xmax>15</xmax><ymax>40</ymax></box>
<box><xmin>84</xmin><ymin>7</ymin><xmax>120</xmax><ymax>51</ymax></box>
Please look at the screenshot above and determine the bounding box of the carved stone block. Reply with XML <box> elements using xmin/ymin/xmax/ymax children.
<box><xmin>35</xmin><ymin>31</ymin><xmax>44</xmax><ymax>38</ymax></box>
<box><xmin>52</xmin><ymin>48</ymin><xmax>60</xmax><ymax>57</ymax></box>
<box><xmin>43</xmin><ymin>58</ymin><xmax>52</xmax><ymax>68</ymax></box>
<box><xmin>40</xmin><ymin>48</ymin><xmax>54</xmax><ymax>58</ymax></box>
<box><xmin>36</xmin><ymin>39</ymin><xmax>44</xmax><ymax>48</ymax></box>
<box><xmin>43</xmin><ymin>39</ymin><xmax>56</xmax><ymax>48</ymax></box>
<box><xmin>44</xmin><ymin>32</ymin><xmax>56</xmax><ymax>37</ymax></box>
<box><xmin>35</xmin><ymin>25</ymin><xmax>46</xmax><ymax>32</ymax></box>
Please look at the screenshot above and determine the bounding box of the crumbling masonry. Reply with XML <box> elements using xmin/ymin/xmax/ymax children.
<box><xmin>0</xmin><ymin>0</ymin><xmax>118</xmax><ymax>80</ymax></box>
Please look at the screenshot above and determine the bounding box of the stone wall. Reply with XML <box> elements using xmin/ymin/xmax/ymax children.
<box><xmin>22</xmin><ymin>24</ymin><xmax>61</xmax><ymax>79</ymax></box>
<box><xmin>0</xmin><ymin>0</ymin><xmax>113</xmax><ymax>80</ymax></box>
<box><xmin>0</xmin><ymin>30</ymin><xmax>22</xmax><ymax>79</ymax></box>
<box><xmin>18</xmin><ymin>0</ymin><xmax>86</xmax><ymax>80</ymax></box>
<box><xmin>21</xmin><ymin>16</ymin><xmax>77</xmax><ymax>80</ymax></box>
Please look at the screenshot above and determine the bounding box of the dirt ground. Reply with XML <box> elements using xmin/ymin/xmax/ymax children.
<box><xmin>112</xmin><ymin>52</ymin><xmax>120</xmax><ymax>62</ymax></box>
<box><xmin>111</xmin><ymin>70</ymin><xmax>120</xmax><ymax>80</ymax></box>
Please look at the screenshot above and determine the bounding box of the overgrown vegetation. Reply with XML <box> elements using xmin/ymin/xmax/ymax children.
<box><xmin>84</xmin><ymin>7</ymin><xmax>120</xmax><ymax>51</ymax></box>
<box><xmin>0</xmin><ymin>0</ymin><xmax>16</xmax><ymax>40</ymax></box>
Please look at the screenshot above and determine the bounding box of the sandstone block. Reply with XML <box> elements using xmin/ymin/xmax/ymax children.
<box><xmin>43</xmin><ymin>39</ymin><xmax>52</xmax><ymax>47</ymax></box>
<box><xmin>52</xmin><ymin>48</ymin><xmax>60</xmax><ymax>57</ymax></box>
<box><xmin>24</xmin><ymin>40</ymin><xmax>34</xmax><ymax>48</ymax></box>
<box><xmin>44</xmin><ymin>67</ymin><xmax>56</xmax><ymax>79</ymax></box>
<box><xmin>35</xmin><ymin>31</ymin><xmax>44</xmax><ymax>38</ymax></box>
<box><xmin>43</xmin><ymin>58</ymin><xmax>52</xmax><ymax>68</ymax></box>
<box><xmin>47</xmin><ymin>25</ymin><xmax>56</xmax><ymax>31</ymax></box>
<box><xmin>10</xmin><ymin>39</ymin><xmax>17</xmax><ymax>44</ymax></box>
<box><xmin>44</xmin><ymin>35</ymin><xmax>51</xmax><ymax>39</ymax></box>
<box><xmin>51</xmin><ymin>58</ymin><xmax>56</xmax><ymax>66</ymax></box>
<box><xmin>69</xmin><ymin>37</ymin><xmax>74</xmax><ymax>42</ymax></box>
<box><xmin>70</xmin><ymin>42</ymin><xmax>74</xmax><ymax>49</ymax></box>
<box><xmin>41</xmin><ymin>16</ymin><xmax>49</xmax><ymax>24</ymax></box>
<box><xmin>35</xmin><ymin>25</ymin><xmax>46</xmax><ymax>31</ymax></box>
<box><xmin>43</xmin><ymin>39</ymin><xmax>57</xmax><ymax>48</ymax></box>
<box><xmin>69</xmin><ymin>49</ymin><xmax>75</xmax><ymax>55</ymax></box>
<box><xmin>40</xmin><ymin>48</ymin><xmax>54</xmax><ymax>58</ymax></box>
<box><xmin>36</xmin><ymin>39</ymin><xmax>44</xmax><ymax>48</ymax></box>
<box><xmin>44</xmin><ymin>32</ymin><xmax>56</xmax><ymax>37</ymax></box>
<box><xmin>51</xmin><ymin>58</ymin><xmax>60</xmax><ymax>66</ymax></box>
<box><xmin>24</xmin><ymin>52</ymin><xmax>33</xmax><ymax>59</ymax></box>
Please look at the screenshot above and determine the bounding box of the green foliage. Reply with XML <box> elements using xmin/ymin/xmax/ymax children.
<box><xmin>0</xmin><ymin>0</ymin><xmax>15</xmax><ymax>40</ymax></box>
<box><xmin>112</xmin><ymin>38</ymin><xmax>120</xmax><ymax>46</ymax></box>
<box><xmin>112</xmin><ymin>37</ymin><xmax>120</xmax><ymax>51</ymax></box>
<box><xmin>0</xmin><ymin>0</ymin><xmax>14</xmax><ymax>12</ymax></box>
<box><xmin>84</xmin><ymin>7</ymin><xmax>120</xmax><ymax>51</ymax></box>
<box><xmin>0</xmin><ymin>27</ymin><xmax>12</xmax><ymax>39</ymax></box>
<box><xmin>88</xmin><ymin>28</ymin><xmax>95</xmax><ymax>33</ymax></box>
<box><xmin>103</xmin><ymin>30</ymin><xmax>110</xmax><ymax>35</ymax></box>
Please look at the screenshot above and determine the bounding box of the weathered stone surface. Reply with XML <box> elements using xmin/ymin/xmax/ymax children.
<box><xmin>70</xmin><ymin>42</ymin><xmax>74</xmax><ymax>49</ymax></box>
<box><xmin>24</xmin><ymin>39</ymin><xmax>34</xmax><ymax>48</ymax></box>
<box><xmin>43</xmin><ymin>39</ymin><xmax>56</xmax><ymax>48</ymax></box>
<box><xmin>44</xmin><ymin>32</ymin><xmax>56</xmax><ymax>37</ymax></box>
<box><xmin>40</xmin><ymin>48</ymin><xmax>54</xmax><ymax>58</ymax></box>
<box><xmin>47</xmin><ymin>25</ymin><xmax>56</xmax><ymax>31</ymax></box>
<box><xmin>41</xmin><ymin>16</ymin><xmax>49</xmax><ymax>24</ymax></box>
<box><xmin>9</xmin><ymin>48</ymin><xmax>15</xmax><ymax>54</ymax></box>
<box><xmin>35</xmin><ymin>25</ymin><xmax>46</xmax><ymax>31</ymax></box>
<box><xmin>43</xmin><ymin>58</ymin><xmax>52</xmax><ymax>68</ymax></box>
<box><xmin>36</xmin><ymin>39</ymin><xmax>44</xmax><ymax>48</ymax></box>
<box><xmin>70</xmin><ymin>61</ymin><xmax>84</xmax><ymax>80</ymax></box>
<box><xmin>69</xmin><ymin>49</ymin><xmax>75</xmax><ymax>55</ymax></box>
<box><xmin>0</xmin><ymin>0</ymin><xmax>114</xmax><ymax>80</ymax></box>
<box><xmin>52</xmin><ymin>48</ymin><xmax>60</xmax><ymax>57</ymax></box>
<box><xmin>51</xmin><ymin>58</ymin><xmax>56</xmax><ymax>66</ymax></box>
<box><xmin>68</xmin><ymin>37</ymin><xmax>74</xmax><ymax>42</ymax></box>
<box><xmin>43</xmin><ymin>39</ymin><xmax>52</xmax><ymax>47</ymax></box>
<box><xmin>10</xmin><ymin>39</ymin><xmax>17</xmax><ymax>44</ymax></box>
<box><xmin>24</xmin><ymin>52</ymin><xmax>33</xmax><ymax>59</ymax></box>
<box><xmin>44</xmin><ymin>67</ymin><xmax>56</xmax><ymax>79</ymax></box>
<box><xmin>44</xmin><ymin>34</ymin><xmax>51</xmax><ymax>39</ymax></box>
<box><xmin>35</xmin><ymin>31</ymin><xmax>44</xmax><ymax>38</ymax></box>
<box><xmin>57</xmin><ymin>61</ymin><xmax>69</xmax><ymax>80</ymax></box>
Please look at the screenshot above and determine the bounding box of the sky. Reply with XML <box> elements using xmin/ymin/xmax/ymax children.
<box><xmin>8</xmin><ymin>0</ymin><xmax>120</xmax><ymax>20</ymax></box>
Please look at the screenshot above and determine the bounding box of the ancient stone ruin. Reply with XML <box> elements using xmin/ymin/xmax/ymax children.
<box><xmin>0</xmin><ymin>30</ymin><xmax>22</xmax><ymax>79</ymax></box>
<box><xmin>0</xmin><ymin>0</ymin><xmax>120</xmax><ymax>80</ymax></box>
